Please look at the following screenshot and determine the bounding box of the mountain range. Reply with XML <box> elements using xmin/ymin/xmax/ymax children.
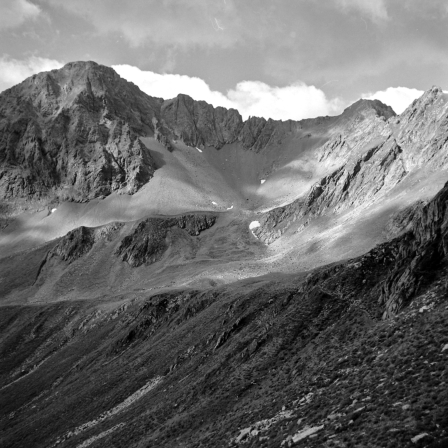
<box><xmin>0</xmin><ymin>61</ymin><xmax>447</xmax><ymax>448</ymax></box>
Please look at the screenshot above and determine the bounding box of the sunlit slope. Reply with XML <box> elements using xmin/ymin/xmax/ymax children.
<box><xmin>0</xmin><ymin>124</ymin><xmax>347</xmax><ymax>257</ymax></box>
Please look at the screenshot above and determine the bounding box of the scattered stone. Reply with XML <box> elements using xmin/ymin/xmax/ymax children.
<box><xmin>411</xmin><ymin>433</ymin><xmax>429</xmax><ymax>444</ymax></box>
<box><xmin>292</xmin><ymin>425</ymin><xmax>324</xmax><ymax>443</ymax></box>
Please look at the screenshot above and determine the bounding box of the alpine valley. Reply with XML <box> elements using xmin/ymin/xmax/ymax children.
<box><xmin>1</xmin><ymin>62</ymin><xmax>447</xmax><ymax>448</ymax></box>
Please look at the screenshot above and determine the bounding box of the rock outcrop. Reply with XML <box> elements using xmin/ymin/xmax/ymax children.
<box><xmin>0</xmin><ymin>61</ymin><xmax>400</xmax><ymax>205</ymax></box>
<box><xmin>50</xmin><ymin>226</ymin><xmax>96</xmax><ymax>263</ymax></box>
<box><xmin>254</xmin><ymin>137</ymin><xmax>407</xmax><ymax>243</ymax></box>
<box><xmin>115</xmin><ymin>214</ymin><xmax>216</xmax><ymax>267</ymax></box>
<box><xmin>47</xmin><ymin>222</ymin><xmax>124</xmax><ymax>264</ymax></box>
<box><xmin>379</xmin><ymin>181</ymin><xmax>448</xmax><ymax>318</ymax></box>
<box><xmin>0</xmin><ymin>61</ymin><xmax>160</xmax><ymax>201</ymax></box>
<box><xmin>254</xmin><ymin>89</ymin><xmax>448</xmax><ymax>243</ymax></box>
<box><xmin>160</xmin><ymin>94</ymin><xmax>243</xmax><ymax>149</ymax></box>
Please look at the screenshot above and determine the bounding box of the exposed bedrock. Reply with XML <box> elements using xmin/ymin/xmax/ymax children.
<box><xmin>255</xmin><ymin>88</ymin><xmax>448</xmax><ymax>243</ymax></box>
<box><xmin>0</xmin><ymin>61</ymin><xmax>400</xmax><ymax>207</ymax></box>
<box><xmin>0</xmin><ymin>61</ymin><xmax>159</xmax><ymax>202</ymax></box>
<box><xmin>379</xmin><ymin>181</ymin><xmax>448</xmax><ymax>318</ymax></box>
<box><xmin>115</xmin><ymin>214</ymin><xmax>216</xmax><ymax>267</ymax></box>
<box><xmin>48</xmin><ymin>222</ymin><xmax>124</xmax><ymax>264</ymax></box>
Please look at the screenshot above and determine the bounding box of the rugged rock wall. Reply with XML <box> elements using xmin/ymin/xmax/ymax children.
<box><xmin>115</xmin><ymin>214</ymin><xmax>216</xmax><ymax>267</ymax></box>
<box><xmin>0</xmin><ymin>61</ymin><xmax>398</xmax><ymax>205</ymax></box>
<box><xmin>0</xmin><ymin>61</ymin><xmax>160</xmax><ymax>201</ymax></box>
<box><xmin>255</xmin><ymin>89</ymin><xmax>448</xmax><ymax>243</ymax></box>
<box><xmin>379</xmin><ymin>181</ymin><xmax>448</xmax><ymax>317</ymax></box>
<box><xmin>48</xmin><ymin>222</ymin><xmax>125</xmax><ymax>264</ymax></box>
<box><xmin>160</xmin><ymin>94</ymin><xmax>243</xmax><ymax>149</ymax></box>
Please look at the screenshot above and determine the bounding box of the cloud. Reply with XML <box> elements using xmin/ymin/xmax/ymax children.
<box><xmin>227</xmin><ymin>81</ymin><xmax>343</xmax><ymax>120</ymax></box>
<box><xmin>113</xmin><ymin>64</ymin><xmax>343</xmax><ymax>121</ymax></box>
<box><xmin>113</xmin><ymin>64</ymin><xmax>233</xmax><ymax>107</ymax></box>
<box><xmin>0</xmin><ymin>0</ymin><xmax>41</xmax><ymax>30</ymax></box>
<box><xmin>363</xmin><ymin>87</ymin><xmax>424</xmax><ymax>114</ymax></box>
<box><xmin>334</xmin><ymin>0</ymin><xmax>388</xmax><ymax>22</ymax></box>
<box><xmin>42</xmin><ymin>0</ymin><xmax>244</xmax><ymax>48</ymax></box>
<box><xmin>0</xmin><ymin>55</ymin><xmax>64</xmax><ymax>93</ymax></box>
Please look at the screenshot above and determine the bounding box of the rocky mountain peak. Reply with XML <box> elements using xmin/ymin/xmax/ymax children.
<box><xmin>341</xmin><ymin>98</ymin><xmax>396</xmax><ymax>120</ymax></box>
<box><xmin>0</xmin><ymin>61</ymin><xmax>441</xmax><ymax>211</ymax></box>
<box><xmin>0</xmin><ymin>61</ymin><xmax>162</xmax><ymax>202</ymax></box>
<box><xmin>399</xmin><ymin>85</ymin><xmax>445</xmax><ymax>121</ymax></box>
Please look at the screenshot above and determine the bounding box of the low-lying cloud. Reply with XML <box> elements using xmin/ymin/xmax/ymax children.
<box><xmin>363</xmin><ymin>86</ymin><xmax>424</xmax><ymax>114</ymax></box>
<box><xmin>0</xmin><ymin>57</ymin><xmax>427</xmax><ymax>121</ymax></box>
<box><xmin>113</xmin><ymin>64</ymin><xmax>343</xmax><ymax>121</ymax></box>
<box><xmin>0</xmin><ymin>55</ymin><xmax>63</xmax><ymax>93</ymax></box>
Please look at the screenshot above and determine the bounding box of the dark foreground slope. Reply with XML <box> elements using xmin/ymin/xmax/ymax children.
<box><xmin>1</xmin><ymin>181</ymin><xmax>448</xmax><ymax>448</ymax></box>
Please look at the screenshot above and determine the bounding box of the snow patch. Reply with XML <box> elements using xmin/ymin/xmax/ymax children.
<box><xmin>196</xmin><ymin>147</ymin><xmax>202</xmax><ymax>153</ymax></box>
<box><xmin>227</xmin><ymin>205</ymin><xmax>234</xmax><ymax>210</ymax></box>
<box><xmin>249</xmin><ymin>220</ymin><xmax>261</xmax><ymax>238</ymax></box>
<box><xmin>442</xmin><ymin>343</ymin><xmax>448</xmax><ymax>352</ymax></box>
<box><xmin>260</xmin><ymin>179</ymin><xmax>266</xmax><ymax>184</ymax></box>
<box><xmin>51</xmin><ymin>208</ymin><xmax>57</xmax><ymax>213</ymax></box>
<box><xmin>212</xmin><ymin>201</ymin><xmax>218</xmax><ymax>206</ymax></box>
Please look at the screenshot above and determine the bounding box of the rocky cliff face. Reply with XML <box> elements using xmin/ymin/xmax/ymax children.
<box><xmin>254</xmin><ymin>88</ymin><xmax>448</xmax><ymax>243</ymax></box>
<box><xmin>48</xmin><ymin>222</ymin><xmax>124</xmax><ymax>264</ymax></box>
<box><xmin>160</xmin><ymin>94</ymin><xmax>243</xmax><ymax>149</ymax></box>
<box><xmin>379</xmin><ymin>181</ymin><xmax>448</xmax><ymax>318</ymax></box>
<box><xmin>0</xmin><ymin>61</ymin><xmax>160</xmax><ymax>202</ymax></box>
<box><xmin>115</xmin><ymin>214</ymin><xmax>216</xmax><ymax>267</ymax></box>
<box><xmin>0</xmin><ymin>61</ymin><xmax>399</xmax><ymax>206</ymax></box>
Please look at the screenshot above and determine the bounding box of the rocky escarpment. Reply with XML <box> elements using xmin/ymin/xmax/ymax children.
<box><xmin>379</xmin><ymin>181</ymin><xmax>448</xmax><ymax>318</ymax></box>
<box><xmin>48</xmin><ymin>222</ymin><xmax>125</xmax><ymax>264</ymax></box>
<box><xmin>255</xmin><ymin>137</ymin><xmax>407</xmax><ymax>242</ymax></box>
<box><xmin>115</xmin><ymin>214</ymin><xmax>216</xmax><ymax>267</ymax></box>
<box><xmin>159</xmin><ymin>95</ymin><xmax>395</xmax><ymax>153</ymax></box>
<box><xmin>394</xmin><ymin>86</ymin><xmax>448</xmax><ymax>169</ymax></box>
<box><xmin>0</xmin><ymin>61</ymin><xmax>160</xmax><ymax>202</ymax></box>
<box><xmin>254</xmin><ymin>88</ymin><xmax>448</xmax><ymax>243</ymax></box>
<box><xmin>49</xmin><ymin>226</ymin><xmax>96</xmax><ymax>263</ymax></box>
<box><xmin>160</xmin><ymin>94</ymin><xmax>243</xmax><ymax>150</ymax></box>
<box><xmin>0</xmin><ymin>61</ymin><xmax>399</xmax><ymax>206</ymax></box>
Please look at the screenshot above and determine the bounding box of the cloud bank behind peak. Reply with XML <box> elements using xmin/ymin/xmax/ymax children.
<box><xmin>113</xmin><ymin>64</ymin><xmax>344</xmax><ymax>121</ymax></box>
<box><xmin>0</xmin><ymin>56</ymin><xmax>427</xmax><ymax>123</ymax></box>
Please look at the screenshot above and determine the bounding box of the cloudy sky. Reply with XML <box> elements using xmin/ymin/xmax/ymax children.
<box><xmin>0</xmin><ymin>0</ymin><xmax>447</xmax><ymax>120</ymax></box>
